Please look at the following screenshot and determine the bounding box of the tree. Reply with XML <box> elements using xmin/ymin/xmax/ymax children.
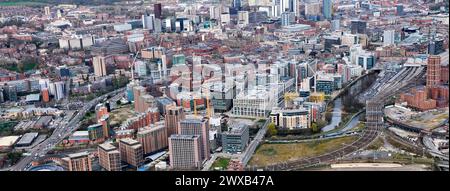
<box><xmin>7</xmin><ymin>152</ymin><xmax>22</xmax><ymax>165</ymax></box>
<box><xmin>266</xmin><ymin>123</ymin><xmax>277</xmax><ymax>137</ymax></box>
<box><xmin>311</xmin><ymin>123</ymin><xmax>320</xmax><ymax>133</ymax></box>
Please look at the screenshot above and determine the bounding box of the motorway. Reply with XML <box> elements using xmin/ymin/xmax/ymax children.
<box><xmin>4</xmin><ymin>87</ymin><xmax>126</xmax><ymax>171</ymax></box>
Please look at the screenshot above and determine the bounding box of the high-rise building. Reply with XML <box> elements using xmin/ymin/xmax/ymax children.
<box><xmin>281</xmin><ymin>11</ymin><xmax>295</xmax><ymax>26</ymax></box>
<box><xmin>351</xmin><ymin>20</ymin><xmax>367</xmax><ymax>34</ymax></box>
<box><xmin>99</xmin><ymin>114</ymin><xmax>110</xmax><ymax>138</ymax></box>
<box><xmin>44</xmin><ymin>6</ymin><xmax>51</xmax><ymax>16</ymax></box>
<box><xmin>322</xmin><ymin>0</ymin><xmax>332</xmax><ymax>20</ymax></box>
<box><xmin>232</xmin><ymin>0</ymin><xmax>242</xmax><ymax>11</ymax></box>
<box><xmin>87</xmin><ymin>124</ymin><xmax>103</xmax><ymax>141</ymax></box>
<box><xmin>41</xmin><ymin>88</ymin><xmax>50</xmax><ymax>103</ymax></box>
<box><xmin>62</xmin><ymin>152</ymin><xmax>92</xmax><ymax>171</ymax></box>
<box><xmin>168</xmin><ymin>134</ymin><xmax>202</xmax><ymax>170</ymax></box>
<box><xmin>137</xmin><ymin>123</ymin><xmax>168</xmax><ymax>155</ymax></box>
<box><xmin>119</xmin><ymin>138</ymin><xmax>143</xmax><ymax>167</ymax></box>
<box><xmin>96</xmin><ymin>105</ymin><xmax>109</xmax><ymax>121</ymax></box>
<box><xmin>142</xmin><ymin>13</ymin><xmax>155</xmax><ymax>31</ymax></box>
<box><xmin>427</xmin><ymin>55</ymin><xmax>441</xmax><ymax>87</ymax></box>
<box><xmin>383</xmin><ymin>30</ymin><xmax>395</xmax><ymax>46</ymax></box>
<box><xmin>178</xmin><ymin>118</ymin><xmax>210</xmax><ymax>161</ymax></box>
<box><xmin>237</xmin><ymin>11</ymin><xmax>249</xmax><ymax>26</ymax></box>
<box><xmin>93</xmin><ymin>56</ymin><xmax>107</xmax><ymax>77</ymax></box>
<box><xmin>98</xmin><ymin>143</ymin><xmax>121</xmax><ymax>171</ymax></box>
<box><xmin>428</xmin><ymin>39</ymin><xmax>444</xmax><ymax>55</ymax></box>
<box><xmin>209</xmin><ymin>5</ymin><xmax>221</xmax><ymax>20</ymax></box>
<box><xmin>154</xmin><ymin>3</ymin><xmax>162</xmax><ymax>19</ymax></box>
<box><xmin>396</xmin><ymin>4</ymin><xmax>404</xmax><ymax>16</ymax></box>
<box><xmin>165</xmin><ymin>106</ymin><xmax>185</xmax><ymax>137</ymax></box>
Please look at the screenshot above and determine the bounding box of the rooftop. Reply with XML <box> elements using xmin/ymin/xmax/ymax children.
<box><xmin>0</xmin><ymin>136</ymin><xmax>20</xmax><ymax>147</ymax></box>
<box><xmin>16</xmin><ymin>132</ymin><xmax>38</xmax><ymax>145</ymax></box>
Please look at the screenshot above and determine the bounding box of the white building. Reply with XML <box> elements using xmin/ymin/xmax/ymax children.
<box><xmin>383</xmin><ymin>30</ymin><xmax>395</xmax><ymax>46</ymax></box>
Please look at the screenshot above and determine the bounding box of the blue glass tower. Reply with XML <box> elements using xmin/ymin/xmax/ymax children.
<box><xmin>322</xmin><ymin>0</ymin><xmax>332</xmax><ymax>20</ymax></box>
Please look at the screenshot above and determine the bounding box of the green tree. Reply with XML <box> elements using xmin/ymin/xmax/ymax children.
<box><xmin>7</xmin><ymin>152</ymin><xmax>22</xmax><ymax>165</ymax></box>
<box><xmin>266</xmin><ymin>123</ymin><xmax>277</xmax><ymax>137</ymax></box>
<box><xmin>311</xmin><ymin>123</ymin><xmax>320</xmax><ymax>133</ymax></box>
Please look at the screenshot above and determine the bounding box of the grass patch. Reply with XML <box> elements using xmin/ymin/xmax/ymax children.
<box><xmin>366</xmin><ymin>136</ymin><xmax>384</xmax><ymax>150</ymax></box>
<box><xmin>248</xmin><ymin>136</ymin><xmax>358</xmax><ymax>167</ymax></box>
<box><xmin>210</xmin><ymin>157</ymin><xmax>231</xmax><ymax>170</ymax></box>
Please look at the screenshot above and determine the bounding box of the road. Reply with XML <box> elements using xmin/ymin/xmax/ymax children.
<box><xmin>202</xmin><ymin>119</ymin><xmax>269</xmax><ymax>171</ymax></box>
<box><xmin>5</xmin><ymin>87</ymin><xmax>125</xmax><ymax>171</ymax></box>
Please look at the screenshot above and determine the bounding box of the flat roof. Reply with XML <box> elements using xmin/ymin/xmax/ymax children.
<box><xmin>98</xmin><ymin>143</ymin><xmax>118</xmax><ymax>152</ymax></box>
<box><xmin>16</xmin><ymin>132</ymin><xmax>38</xmax><ymax>145</ymax></box>
<box><xmin>67</xmin><ymin>151</ymin><xmax>90</xmax><ymax>159</ymax></box>
<box><xmin>0</xmin><ymin>136</ymin><xmax>20</xmax><ymax>147</ymax></box>
<box><xmin>72</xmin><ymin>131</ymin><xmax>89</xmax><ymax>137</ymax></box>
<box><xmin>25</xmin><ymin>94</ymin><xmax>40</xmax><ymax>102</ymax></box>
<box><xmin>120</xmin><ymin>138</ymin><xmax>140</xmax><ymax>146</ymax></box>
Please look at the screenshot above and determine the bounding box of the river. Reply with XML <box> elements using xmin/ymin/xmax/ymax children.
<box><xmin>321</xmin><ymin>98</ymin><xmax>342</xmax><ymax>132</ymax></box>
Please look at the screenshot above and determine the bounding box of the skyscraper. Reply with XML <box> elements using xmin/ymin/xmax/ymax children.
<box><xmin>154</xmin><ymin>3</ymin><xmax>162</xmax><ymax>19</ymax></box>
<box><xmin>322</xmin><ymin>0</ymin><xmax>332</xmax><ymax>20</ymax></box>
<box><xmin>178</xmin><ymin>118</ymin><xmax>210</xmax><ymax>161</ymax></box>
<box><xmin>93</xmin><ymin>56</ymin><xmax>107</xmax><ymax>77</ymax></box>
<box><xmin>427</xmin><ymin>55</ymin><xmax>441</xmax><ymax>87</ymax></box>
<box><xmin>281</xmin><ymin>11</ymin><xmax>295</xmax><ymax>26</ymax></box>
<box><xmin>98</xmin><ymin>143</ymin><xmax>121</xmax><ymax>171</ymax></box>
<box><xmin>168</xmin><ymin>134</ymin><xmax>202</xmax><ymax>169</ymax></box>
<box><xmin>164</xmin><ymin>106</ymin><xmax>185</xmax><ymax>137</ymax></box>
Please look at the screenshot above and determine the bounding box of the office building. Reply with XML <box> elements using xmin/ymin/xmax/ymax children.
<box><xmin>62</xmin><ymin>152</ymin><xmax>92</xmax><ymax>171</ymax></box>
<box><xmin>98</xmin><ymin>143</ymin><xmax>121</xmax><ymax>171</ymax></box>
<box><xmin>383</xmin><ymin>30</ymin><xmax>395</xmax><ymax>46</ymax></box>
<box><xmin>168</xmin><ymin>134</ymin><xmax>202</xmax><ymax>170</ymax></box>
<box><xmin>93</xmin><ymin>56</ymin><xmax>107</xmax><ymax>77</ymax></box>
<box><xmin>44</xmin><ymin>6</ymin><xmax>51</xmax><ymax>16</ymax></box>
<box><xmin>178</xmin><ymin>118</ymin><xmax>210</xmax><ymax>161</ymax></box>
<box><xmin>281</xmin><ymin>11</ymin><xmax>295</xmax><ymax>26</ymax></box>
<box><xmin>154</xmin><ymin>3</ymin><xmax>162</xmax><ymax>19</ymax></box>
<box><xmin>142</xmin><ymin>13</ymin><xmax>155</xmax><ymax>31</ymax></box>
<box><xmin>351</xmin><ymin>20</ymin><xmax>367</xmax><ymax>34</ymax></box>
<box><xmin>165</xmin><ymin>106</ymin><xmax>185</xmax><ymax>136</ymax></box>
<box><xmin>316</xmin><ymin>77</ymin><xmax>334</xmax><ymax>95</ymax></box>
<box><xmin>137</xmin><ymin>123</ymin><xmax>168</xmax><ymax>155</ymax></box>
<box><xmin>322</xmin><ymin>0</ymin><xmax>332</xmax><ymax>20</ymax></box>
<box><xmin>396</xmin><ymin>4</ymin><xmax>404</xmax><ymax>16</ymax></box>
<box><xmin>222</xmin><ymin>124</ymin><xmax>249</xmax><ymax>154</ymax></box>
<box><xmin>237</xmin><ymin>11</ymin><xmax>249</xmax><ymax>26</ymax></box>
<box><xmin>119</xmin><ymin>138</ymin><xmax>143</xmax><ymax>167</ymax></box>
<box><xmin>357</xmin><ymin>53</ymin><xmax>376</xmax><ymax>70</ymax></box>
<box><xmin>428</xmin><ymin>39</ymin><xmax>444</xmax><ymax>55</ymax></box>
